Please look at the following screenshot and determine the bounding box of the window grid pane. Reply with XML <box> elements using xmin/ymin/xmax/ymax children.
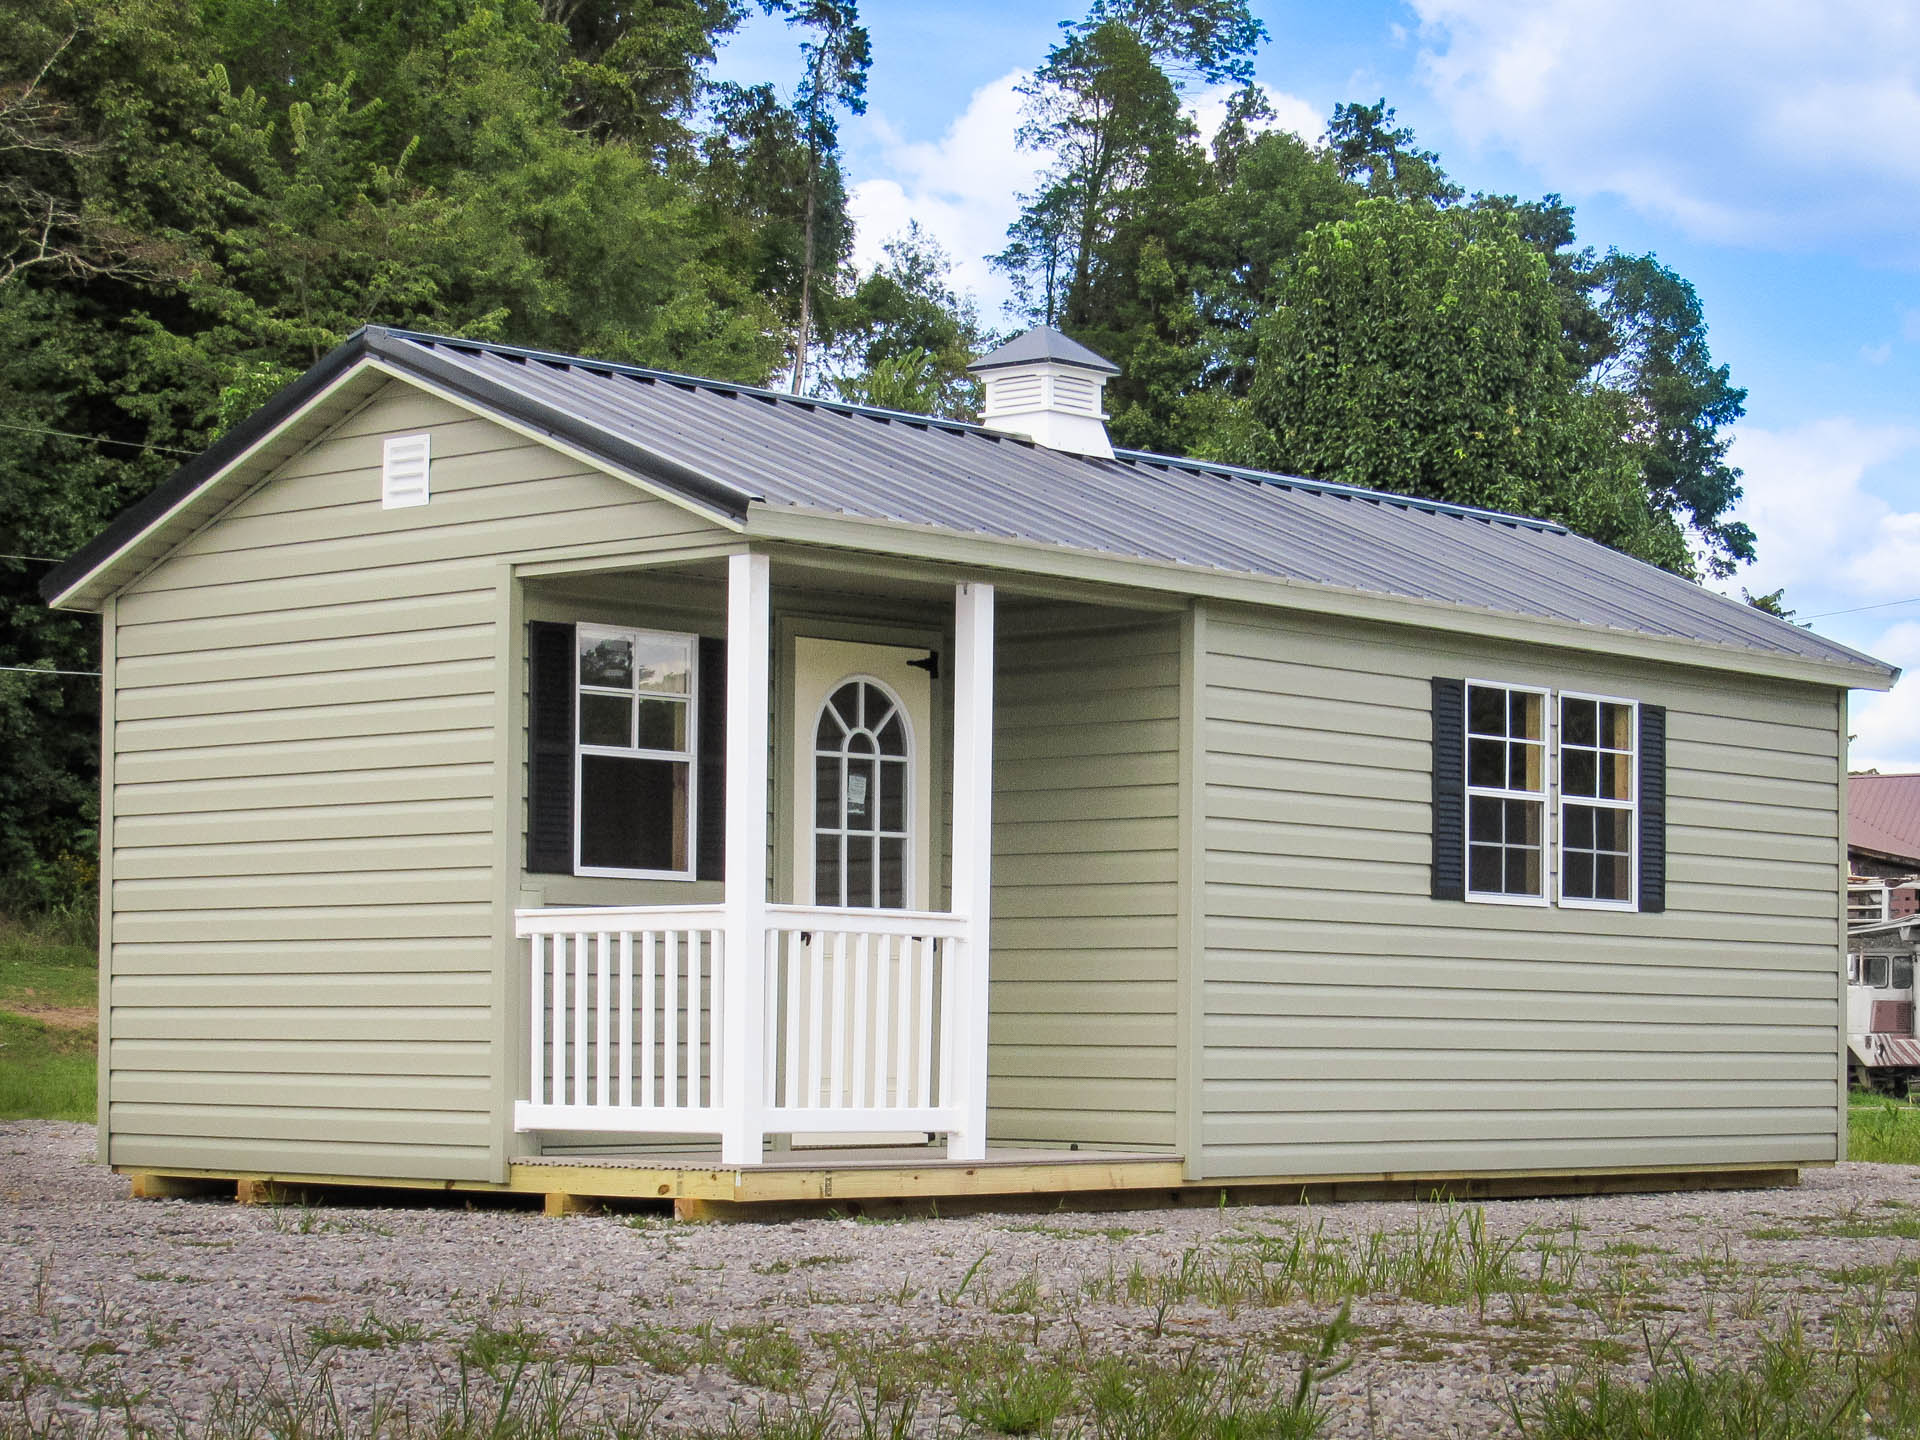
<box><xmin>813</xmin><ymin>679</ymin><xmax>912</xmax><ymax>909</ymax></box>
<box><xmin>1559</xmin><ymin>693</ymin><xmax>1635</xmax><ymax>904</ymax></box>
<box><xmin>1464</xmin><ymin>683</ymin><xmax>1546</xmax><ymax>899</ymax></box>
<box><xmin>575</xmin><ymin>625</ymin><xmax>697</xmax><ymax>877</ymax></box>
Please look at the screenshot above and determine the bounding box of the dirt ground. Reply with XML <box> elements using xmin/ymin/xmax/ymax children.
<box><xmin>3</xmin><ymin>1121</ymin><xmax>1918</xmax><ymax>1438</ymax></box>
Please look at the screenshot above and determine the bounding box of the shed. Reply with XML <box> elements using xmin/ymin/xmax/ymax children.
<box><xmin>42</xmin><ymin>326</ymin><xmax>1897</xmax><ymax>1214</ymax></box>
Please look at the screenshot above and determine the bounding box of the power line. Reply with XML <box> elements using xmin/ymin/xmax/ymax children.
<box><xmin>0</xmin><ymin>419</ymin><xmax>199</xmax><ymax>456</ymax></box>
<box><xmin>0</xmin><ymin>554</ymin><xmax>66</xmax><ymax>563</ymax></box>
<box><xmin>0</xmin><ymin>665</ymin><xmax>98</xmax><ymax>677</ymax></box>
<box><xmin>1801</xmin><ymin>596</ymin><xmax>1920</xmax><ymax>621</ymax></box>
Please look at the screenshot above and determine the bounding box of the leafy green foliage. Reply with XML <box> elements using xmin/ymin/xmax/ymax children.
<box><xmin>0</xmin><ymin>0</ymin><xmax>985</xmax><ymax>902</ymax></box>
<box><xmin>997</xmin><ymin>0</ymin><xmax>1752</xmax><ymax>580</ymax></box>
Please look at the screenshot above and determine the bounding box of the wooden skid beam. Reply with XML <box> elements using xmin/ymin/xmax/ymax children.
<box><xmin>129</xmin><ymin>1172</ymin><xmax>232</xmax><ymax>1201</ymax></box>
<box><xmin>113</xmin><ymin>1160</ymin><xmax>1801</xmax><ymax>1220</ymax></box>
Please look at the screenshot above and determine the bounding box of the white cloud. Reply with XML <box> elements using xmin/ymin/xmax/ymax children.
<box><xmin>1864</xmin><ymin>342</ymin><xmax>1894</xmax><ymax>365</ymax></box>
<box><xmin>849</xmin><ymin>74</ymin><xmax>1323</xmax><ymax>319</ymax></box>
<box><xmin>1850</xmin><ymin>623</ymin><xmax>1920</xmax><ymax>772</ymax></box>
<box><xmin>1185</xmin><ymin>84</ymin><xmax>1324</xmax><ymax>146</ymax></box>
<box><xmin>1726</xmin><ymin>419</ymin><xmax>1920</xmax><ymax>594</ymax></box>
<box><xmin>1726</xmin><ymin>417</ymin><xmax>1920</xmax><ymax>768</ymax></box>
<box><xmin>1408</xmin><ymin>0</ymin><xmax>1920</xmax><ymax>257</ymax></box>
<box><xmin>847</xmin><ymin>72</ymin><xmax>1040</xmax><ymax>315</ymax></box>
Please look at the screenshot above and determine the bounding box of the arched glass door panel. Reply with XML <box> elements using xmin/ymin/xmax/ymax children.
<box><xmin>813</xmin><ymin>678</ymin><xmax>911</xmax><ymax>908</ymax></box>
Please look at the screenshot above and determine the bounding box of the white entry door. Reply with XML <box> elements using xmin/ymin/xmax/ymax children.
<box><xmin>790</xmin><ymin>639</ymin><xmax>935</xmax><ymax>910</ymax></box>
<box><xmin>786</xmin><ymin>639</ymin><xmax>937</xmax><ymax>1146</ymax></box>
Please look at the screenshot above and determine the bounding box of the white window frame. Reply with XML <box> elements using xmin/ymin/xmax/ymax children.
<box><xmin>573</xmin><ymin>623</ymin><xmax>699</xmax><ymax>881</ymax></box>
<box><xmin>1556</xmin><ymin>690</ymin><xmax>1639</xmax><ymax>912</ymax></box>
<box><xmin>809</xmin><ymin>673</ymin><xmax>918</xmax><ymax>910</ymax></box>
<box><xmin>1463</xmin><ymin>678</ymin><xmax>1551</xmax><ymax>907</ymax></box>
<box><xmin>1865</xmin><ymin>954</ymin><xmax>1892</xmax><ymax>989</ymax></box>
<box><xmin>1847</xmin><ymin>953</ymin><xmax>1860</xmax><ymax>985</ymax></box>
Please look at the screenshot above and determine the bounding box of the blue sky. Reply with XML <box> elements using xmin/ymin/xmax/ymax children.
<box><xmin>718</xmin><ymin>0</ymin><xmax>1920</xmax><ymax>768</ymax></box>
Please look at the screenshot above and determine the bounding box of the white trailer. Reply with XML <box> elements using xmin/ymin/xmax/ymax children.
<box><xmin>1848</xmin><ymin>916</ymin><xmax>1920</xmax><ymax>1095</ymax></box>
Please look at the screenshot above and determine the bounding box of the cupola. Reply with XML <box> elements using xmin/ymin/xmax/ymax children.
<box><xmin>967</xmin><ymin>326</ymin><xmax>1119</xmax><ymax>459</ymax></box>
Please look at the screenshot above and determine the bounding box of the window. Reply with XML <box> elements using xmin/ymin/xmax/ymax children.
<box><xmin>813</xmin><ymin>678</ymin><xmax>912</xmax><ymax>908</ymax></box>
<box><xmin>1559</xmin><ymin>694</ymin><xmax>1637</xmax><ymax>908</ymax></box>
<box><xmin>1848</xmin><ymin>954</ymin><xmax>1860</xmax><ymax>984</ymax></box>
<box><xmin>1866</xmin><ymin>954</ymin><xmax>1891</xmax><ymax>989</ymax></box>
<box><xmin>1896</xmin><ymin>956</ymin><xmax>1915</xmax><ymax>990</ymax></box>
<box><xmin>574</xmin><ymin>625</ymin><xmax>696</xmax><ymax>878</ymax></box>
<box><xmin>1465</xmin><ymin>682</ymin><xmax>1548</xmax><ymax>902</ymax></box>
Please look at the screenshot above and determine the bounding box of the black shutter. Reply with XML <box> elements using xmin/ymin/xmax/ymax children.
<box><xmin>1638</xmin><ymin>703</ymin><xmax>1667</xmax><ymax>913</ymax></box>
<box><xmin>697</xmin><ymin>635</ymin><xmax>727</xmax><ymax>882</ymax></box>
<box><xmin>526</xmin><ymin>621</ymin><xmax>575</xmax><ymax>874</ymax></box>
<box><xmin>1431</xmin><ymin>677</ymin><xmax>1466</xmax><ymax>901</ymax></box>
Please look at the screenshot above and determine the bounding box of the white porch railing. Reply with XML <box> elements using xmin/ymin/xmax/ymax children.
<box><xmin>514</xmin><ymin>903</ymin><xmax>967</xmax><ymax>1142</ymax></box>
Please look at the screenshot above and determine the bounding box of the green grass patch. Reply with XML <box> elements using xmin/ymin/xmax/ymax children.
<box><xmin>1513</xmin><ymin>1305</ymin><xmax>1920</xmax><ymax>1440</ymax></box>
<box><xmin>0</xmin><ymin>911</ymin><xmax>97</xmax><ymax>1012</ymax></box>
<box><xmin>0</xmin><ymin>911</ymin><xmax>98</xmax><ymax>1123</ymax></box>
<box><xmin>1850</xmin><ymin>1100</ymin><xmax>1920</xmax><ymax>1165</ymax></box>
<box><xmin>0</xmin><ymin>1011</ymin><xmax>94</xmax><ymax>1122</ymax></box>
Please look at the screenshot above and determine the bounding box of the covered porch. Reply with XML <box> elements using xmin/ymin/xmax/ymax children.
<box><xmin>513</xmin><ymin>550</ymin><xmax>1006</xmax><ymax>1165</ymax></box>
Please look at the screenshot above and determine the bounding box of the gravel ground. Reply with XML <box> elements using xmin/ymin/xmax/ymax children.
<box><xmin>3</xmin><ymin>1120</ymin><xmax>1918</xmax><ymax>1438</ymax></box>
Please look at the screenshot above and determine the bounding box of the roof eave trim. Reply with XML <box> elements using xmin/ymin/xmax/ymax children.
<box><xmin>42</xmin><ymin>336</ymin><xmax>382</xmax><ymax>609</ymax></box>
<box><xmin>41</xmin><ymin>328</ymin><xmax>758</xmax><ymax>610</ymax></box>
<box><xmin>370</xmin><ymin>334</ymin><xmax>754</xmax><ymax>521</ymax></box>
<box><xmin>745</xmin><ymin>503</ymin><xmax>1901</xmax><ymax>691</ymax></box>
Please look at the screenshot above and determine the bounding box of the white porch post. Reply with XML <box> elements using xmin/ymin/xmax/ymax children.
<box><xmin>720</xmin><ymin>550</ymin><xmax>771</xmax><ymax>1165</ymax></box>
<box><xmin>947</xmin><ymin>581</ymin><xmax>995</xmax><ymax>1160</ymax></box>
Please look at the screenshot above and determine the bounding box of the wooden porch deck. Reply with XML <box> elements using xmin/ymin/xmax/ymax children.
<box><xmin>512</xmin><ymin>1145</ymin><xmax>1189</xmax><ymax>1218</ymax></box>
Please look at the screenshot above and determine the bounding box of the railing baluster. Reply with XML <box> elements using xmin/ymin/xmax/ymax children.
<box><xmin>829</xmin><ymin>930</ymin><xmax>849</xmax><ymax>1111</ymax></box>
<box><xmin>640</xmin><ymin>931</ymin><xmax>657</xmax><ymax>1108</ymax></box>
<box><xmin>762</xmin><ymin>928</ymin><xmax>779</xmax><ymax>1109</ymax></box>
<box><xmin>851</xmin><ymin>931</ymin><xmax>871</xmax><ymax>1109</ymax></box>
<box><xmin>664</xmin><ymin>930</ymin><xmax>680</xmax><ymax>1109</ymax></box>
<box><xmin>895</xmin><ymin>934</ymin><xmax>915</xmax><ymax>1107</ymax></box>
<box><xmin>572</xmin><ymin>933</ymin><xmax>588</xmax><ymax>1107</ymax></box>
<box><xmin>619</xmin><ymin>932</ymin><xmax>634</xmax><ymax>1109</ymax></box>
<box><xmin>806</xmin><ymin>931</ymin><xmax>826</xmax><ymax>1110</ymax></box>
<box><xmin>873</xmin><ymin>932</ymin><xmax>893</xmax><ymax>1109</ymax></box>
<box><xmin>783</xmin><ymin>930</ymin><xmax>801</xmax><ymax>1110</ymax></box>
<box><xmin>551</xmin><ymin>934</ymin><xmax>568</xmax><ymax>1107</ymax></box>
<box><xmin>916</xmin><ymin>935</ymin><xmax>936</xmax><ymax>1108</ymax></box>
<box><xmin>936</xmin><ymin>936</ymin><xmax>956</xmax><ymax>1108</ymax></box>
<box><xmin>530</xmin><ymin>934</ymin><xmax>546</xmax><ymax>1110</ymax></box>
<box><xmin>595</xmin><ymin>932</ymin><xmax>611</xmax><ymax>1109</ymax></box>
<box><xmin>713</xmin><ymin>928</ymin><xmax>729</xmax><ymax>1111</ymax></box>
<box><xmin>688</xmin><ymin>928</ymin><xmax>703</xmax><ymax>1110</ymax></box>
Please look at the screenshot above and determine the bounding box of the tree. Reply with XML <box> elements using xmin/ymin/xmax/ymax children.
<box><xmin>1327</xmin><ymin>100</ymin><xmax>1460</xmax><ymax>205</ymax></box>
<box><xmin>1252</xmin><ymin>199</ymin><xmax>1570</xmax><ymax>516</ymax></box>
<box><xmin>767</xmin><ymin>0</ymin><xmax>868</xmax><ymax>393</ymax></box>
<box><xmin>828</xmin><ymin>223</ymin><xmax>984</xmax><ymax>417</ymax></box>
<box><xmin>994</xmin><ymin>0</ymin><xmax>1263</xmax><ymax>331</ymax></box>
<box><xmin>1590</xmin><ymin>251</ymin><xmax>1753</xmax><ymax>577</ymax></box>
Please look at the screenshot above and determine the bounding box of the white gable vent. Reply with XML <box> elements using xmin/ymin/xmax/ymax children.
<box><xmin>966</xmin><ymin>326</ymin><xmax>1120</xmax><ymax>459</ymax></box>
<box><xmin>382</xmin><ymin>433</ymin><xmax>431</xmax><ymax>509</ymax></box>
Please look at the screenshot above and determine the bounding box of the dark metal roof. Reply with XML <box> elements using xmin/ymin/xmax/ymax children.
<box><xmin>42</xmin><ymin>327</ymin><xmax>1896</xmax><ymax>683</ymax></box>
<box><xmin>968</xmin><ymin>326</ymin><xmax>1120</xmax><ymax>375</ymax></box>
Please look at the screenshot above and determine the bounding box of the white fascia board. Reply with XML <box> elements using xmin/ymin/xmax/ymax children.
<box><xmin>44</xmin><ymin>360</ymin><xmax>389</xmax><ymax>611</ymax></box>
<box><xmin>360</xmin><ymin>359</ymin><xmax>747</xmax><ymax>532</ymax></box>
<box><xmin>745</xmin><ymin>503</ymin><xmax>1899</xmax><ymax>693</ymax></box>
<box><xmin>46</xmin><ymin>358</ymin><xmax>748</xmax><ymax>612</ymax></box>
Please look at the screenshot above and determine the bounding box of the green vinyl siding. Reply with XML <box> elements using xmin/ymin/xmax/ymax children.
<box><xmin>990</xmin><ymin>606</ymin><xmax>1181</xmax><ymax>1150</ymax></box>
<box><xmin>1198</xmin><ymin>606</ymin><xmax>1845</xmax><ymax>1181</ymax></box>
<box><xmin>104</xmin><ymin>381</ymin><xmax>725</xmax><ymax>1182</ymax></box>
